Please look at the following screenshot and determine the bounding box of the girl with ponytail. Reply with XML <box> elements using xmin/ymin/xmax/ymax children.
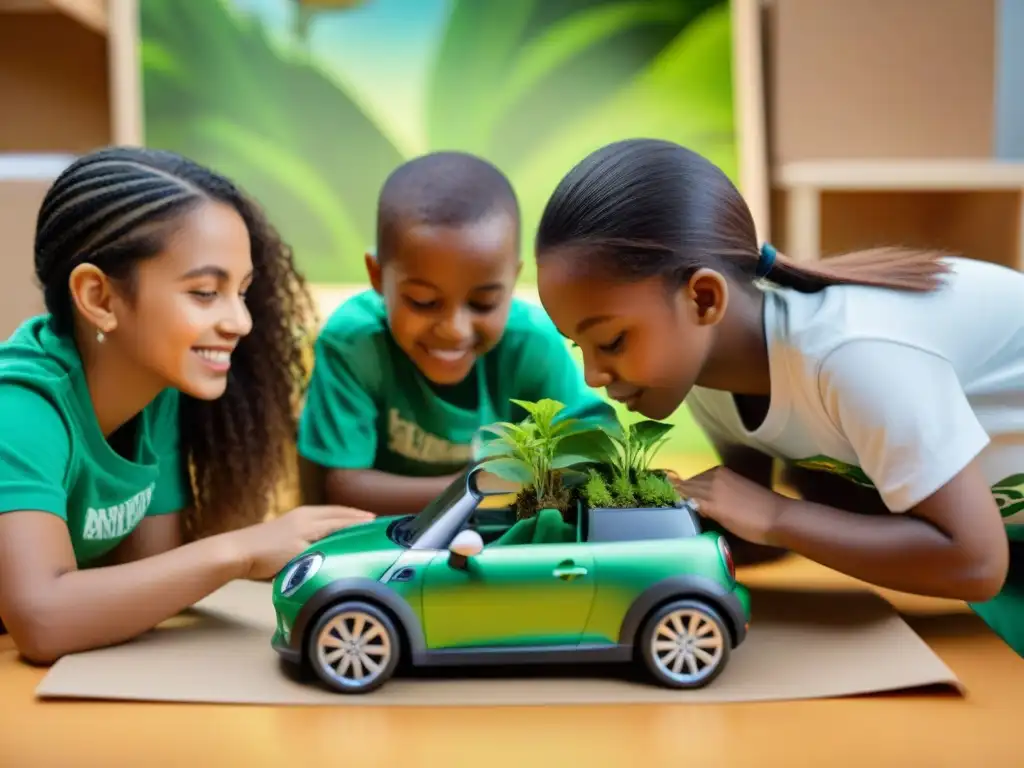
<box><xmin>535</xmin><ymin>138</ymin><xmax>1024</xmax><ymax>656</ymax></box>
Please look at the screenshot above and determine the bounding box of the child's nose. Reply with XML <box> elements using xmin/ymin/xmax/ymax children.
<box><xmin>436</xmin><ymin>309</ymin><xmax>473</xmax><ymax>343</ymax></box>
<box><xmin>584</xmin><ymin>363</ymin><xmax>613</xmax><ymax>389</ymax></box>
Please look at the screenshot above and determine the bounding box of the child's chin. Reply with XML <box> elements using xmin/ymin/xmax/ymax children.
<box><xmin>633</xmin><ymin>392</ymin><xmax>680</xmax><ymax>422</ymax></box>
<box><xmin>178</xmin><ymin>377</ymin><xmax>230</xmax><ymax>401</ymax></box>
<box><xmin>418</xmin><ymin>358</ymin><xmax>475</xmax><ymax>386</ymax></box>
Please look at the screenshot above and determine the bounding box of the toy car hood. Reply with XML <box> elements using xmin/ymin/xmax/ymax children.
<box><xmin>307</xmin><ymin>515</ymin><xmax>400</xmax><ymax>557</ymax></box>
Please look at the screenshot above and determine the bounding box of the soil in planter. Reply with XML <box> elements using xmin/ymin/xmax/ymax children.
<box><xmin>514</xmin><ymin>472</ymin><xmax>576</xmax><ymax>521</ymax></box>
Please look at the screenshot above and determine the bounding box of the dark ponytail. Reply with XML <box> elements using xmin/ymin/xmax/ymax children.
<box><xmin>536</xmin><ymin>138</ymin><xmax>951</xmax><ymax>293</ymax></box>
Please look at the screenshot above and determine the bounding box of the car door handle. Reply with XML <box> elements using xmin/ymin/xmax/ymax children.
<box><xmin>552</xmin><ymin>565</ymin><xmax>588</xmax><ymax>579</ymax></box>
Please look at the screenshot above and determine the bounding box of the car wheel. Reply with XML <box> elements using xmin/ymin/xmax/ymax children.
<box><xmin>306</xmin><ymin>600</ymin><xmax>400</xmax><ymax>694</ymax></box>
<box><xmin>639</xmin><ymin>599</ymin><xmax>731</xmax><ymax>689</ymax></box>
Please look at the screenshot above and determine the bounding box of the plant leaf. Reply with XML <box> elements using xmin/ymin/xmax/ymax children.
<box><xmin>632</xmin><ymin>420</ymin><xmax>675</xmax><ymax>447</ymax></box>
<box><xmin>555</xmin><ymin>428</ymin><xmax>617</xmax><ymax>460</ymax></box>
<box><xmin>478</xmin><ymin>421</ymin><xmax>533</xmax><ymax>441</ymax></box>
<box><xmin>560</xmin><ymin>468</ymin><xmax>590</xmax><ymax>488</ymax></box>
<box><xmin>474</xmin><ymin>439</ymin><xmax>516</xmax><ymax>460</ymax></box>
<box><xmin>510</xmin><ymin>398</ymin><xmax>565</xmax><ymax>416</ymax></box>
<box><xmin>477</xmin><ymin>457</ymin><xmax>534</xmax><ymax>485</ymax></box>
<box><xmin>551</xmin><ymin>453</ymin><xmax>602</xmax><ymax>470</ymax></box>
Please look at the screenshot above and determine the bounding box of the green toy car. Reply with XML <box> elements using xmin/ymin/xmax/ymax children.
<box><xmin>271</xmin><ymin>465</ymin><xmax>751</xmax><ymax>694</ymax></box>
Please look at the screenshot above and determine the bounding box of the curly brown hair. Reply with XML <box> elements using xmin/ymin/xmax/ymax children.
<box><xmin>34</xmin><ymin>146</ymin><xmax>317</xmax><ymax>539</ymax></box>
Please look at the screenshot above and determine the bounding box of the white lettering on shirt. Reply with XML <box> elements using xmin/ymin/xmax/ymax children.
<box><xmin>387</xmin><ymin>408</ymin><xmax>472</xmax><ymax>465</ymax></box>
<box><xmin>82</xmin><ymin>483</ymin><xmax>155</xmax><ymax>540</ymax></box>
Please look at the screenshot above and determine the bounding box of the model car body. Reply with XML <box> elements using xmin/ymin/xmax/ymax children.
<box><xmin>271</xmin><ymin>466</ymin><xmax>751</xmax><ymax>694</ymax></box>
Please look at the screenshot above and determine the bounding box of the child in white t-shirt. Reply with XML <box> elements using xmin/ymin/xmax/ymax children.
<box><xmin>534</xmin><ymin>138</ymin><xmax>1024</xmax><ymax>655</ymax></box>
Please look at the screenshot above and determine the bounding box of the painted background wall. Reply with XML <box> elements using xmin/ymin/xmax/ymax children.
<box><xmin>138</xmin><ymin>0</ymin><xmax>745</xmax><ymax>463</ymax></box>
<box><xmin>138</xmin><ymin>0</ymin><xmax>740</xmax><ymax>284</ymax></box>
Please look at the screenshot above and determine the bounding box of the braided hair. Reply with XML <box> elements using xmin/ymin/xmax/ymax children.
<box><xmin>34</xmin><ymin>146</ymin><xmax>317</xmax><ymax>539</ymax></box>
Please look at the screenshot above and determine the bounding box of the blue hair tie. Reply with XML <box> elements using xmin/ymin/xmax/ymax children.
<box><xmin>756</xmin><ymin>242</ymin><xmax>777</xmax><ymax>278</ymax></box>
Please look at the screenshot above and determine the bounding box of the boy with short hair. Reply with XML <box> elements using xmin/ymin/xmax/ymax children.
<box><xmin>298</xmin><ymin>151</ymin><xmax>613</xmax><ymax>516</ymax></box>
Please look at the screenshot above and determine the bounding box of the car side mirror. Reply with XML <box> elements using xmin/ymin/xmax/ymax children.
<box><xmin>448</xmin><ymin>529</ymin><xmax>484</xmax><ymax>569</ymax></box>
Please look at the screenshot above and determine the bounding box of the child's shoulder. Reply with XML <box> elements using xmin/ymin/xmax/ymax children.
<box><xmin>316</xmin><ymin>289</ymin><xmax>390</xmax><ymax>351</ymax></box>
<box><xmin>773</xmin><ymin>256</ymin><xmax>1024</xmax><ymax>363</ymax></box>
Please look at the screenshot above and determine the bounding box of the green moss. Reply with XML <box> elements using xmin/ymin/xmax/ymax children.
<box><xmin>635</xmin><ymin>471</ymin><xmax>680</xmax><ymax>507</ymax></box>
<box><xmin>609</xmin><ymin>471</ymin><xmax>636</xmax><ymax>507</ymax></box>
<box><xmin>583</xmin><ymin>468</ymin><xmax>614</xmax><ymax>508</ymax></box>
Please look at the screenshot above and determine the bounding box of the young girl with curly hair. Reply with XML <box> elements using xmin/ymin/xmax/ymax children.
<box><xmin>0</xmin><ymin>147</ymin><xmax>372</xmax><ymax>663</ymax></box>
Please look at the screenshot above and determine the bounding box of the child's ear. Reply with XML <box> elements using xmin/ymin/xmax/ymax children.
<box><xmin>364</xmin><ymin>250</ymin><xmax>382</xmax><ymax>294</ymax></box>
<box><xmin>68</xmin><ymin>263</ymin><xmax>119</xmax><ymax>336</ymax></box>
<box><xmin>684</xmin><ymin>268</ymin><xmax>728</xmax><ymax>327</ymax></box>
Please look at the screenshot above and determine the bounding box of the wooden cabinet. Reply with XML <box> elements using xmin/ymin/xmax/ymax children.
<box><xmin>763</xmin><ymin>0</ymin><xmax>1022</xmax><ymax>271</ymax></box>
<box><xmin>772</xmin><ymin>160</ymin><xmax>1024</xmax><ymax>270</ymax></box>
<box><xmin>0</xmin><ymin>0</ymin><xmax>139</xmax><ymax>336</ymax></box>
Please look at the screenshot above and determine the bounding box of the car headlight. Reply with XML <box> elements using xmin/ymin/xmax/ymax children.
<box><xmin>279</xmin><ymin>552</ymin><xmax>324</xmax><ymax>597</ymax></box>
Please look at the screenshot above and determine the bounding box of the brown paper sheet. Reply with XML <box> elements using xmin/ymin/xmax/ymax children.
<box><xmin>35</xmin><ymin>579</ymin><xmax>962</xmax><ymax>706</ymax></box>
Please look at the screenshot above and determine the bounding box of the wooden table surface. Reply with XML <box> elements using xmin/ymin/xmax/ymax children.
<box><xmin>1</xmin><ymin>555</ymin><xmax>1021</xmax><ymax>767</ymax></box>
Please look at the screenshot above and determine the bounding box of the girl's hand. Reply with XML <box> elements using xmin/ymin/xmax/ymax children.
<box><xmin>231</xmin><ymin>505</ymin><xmax>377</xmax><ymax>581</ymax></box>
<box><xmin>671</xmin><ymin>466</ymin><xmax>788</xmax><ymax>546</ymax></box>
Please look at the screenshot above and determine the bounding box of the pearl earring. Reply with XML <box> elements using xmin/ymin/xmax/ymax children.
<box><xmin>96</xmin><ymin>329</ymin><xmax>106</xmax><ymax>343</ymax></box>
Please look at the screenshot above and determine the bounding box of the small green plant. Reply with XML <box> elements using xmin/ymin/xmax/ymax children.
<box><xmin>477</xmin><ymin>398</ymin><xmax>604</xmax><ymax>518</ymax></box>
<box><xmin>579</xmin><ymin>412</ymin><xmax>682</xmax><ymax>510</ymax></box>
<box><xmin>603</xmin><ymin>419</ymin><xmax>675</xmax><ymax>481</ymax></box>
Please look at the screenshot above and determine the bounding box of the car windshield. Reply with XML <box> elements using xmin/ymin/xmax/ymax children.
<box><xmin>388</xmin><ymin>470</ymin><xmax>472</xmax><ymax>547</ymax></box>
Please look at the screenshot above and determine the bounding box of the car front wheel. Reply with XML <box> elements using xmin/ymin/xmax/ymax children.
<box><xmin>639</xmin><ymin>599</ymin><xmax>730</xmax><ymax>689</ymax></box>
<box><xmin>307</xmin><ymin>600</ymin><xmax>400</xmax><ymax>694</ymax></box>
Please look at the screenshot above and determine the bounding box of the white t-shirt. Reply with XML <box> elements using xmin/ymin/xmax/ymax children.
<box><xmin>684</xmin><ymin>256</ymin><xmax>1024</xmax><ymax>532</ymax></box>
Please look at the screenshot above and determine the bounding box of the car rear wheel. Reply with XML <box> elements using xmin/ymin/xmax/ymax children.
<box><xmin>639</xmin><ymin>599</ymin><xmax>730</xmax><ymax>689</ymax></box>
<box><xmin>307</xmin><ymin>600</ymin><xmax>400</xmax><ymax>694</ymax></box>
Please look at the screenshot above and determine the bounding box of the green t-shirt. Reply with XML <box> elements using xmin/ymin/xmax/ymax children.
<box><xmin>298</xmin><ymin>290</ymin><xmax>614</xmax><ymax>477</ymax></box>
<box><xmin>0</xmin><ymin>315</ymin><xmax>191</xmax><ymax>567</ymax></box>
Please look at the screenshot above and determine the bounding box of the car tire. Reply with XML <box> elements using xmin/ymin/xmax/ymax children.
<box><xmin>638</xmin><ymin>598</ymin><xmax>731</xmax><ymax>689</ymax></box>
<box><xmin>306</xmin><ymin>600</ymin><xmax>401</xmax><ymax>694</ymax></box>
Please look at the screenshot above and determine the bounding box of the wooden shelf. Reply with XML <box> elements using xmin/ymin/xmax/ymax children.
<box><xmin>0</xmin><ymin>0</ymin><xmax>107</xmax><ymax>34</ymax></box>
<box><xmin>0</xmin><ymin>1</ymin><xmax>140</xmax><ymax>337</ymax></box>
<box><xmin>770</xmin><ymin>159</ymin><xmax>1024</xmax><ymax>271</ymax></box>
<box><xmin>776</xmin><ymin>159</ymin><xmax>1024</xmax><ymax>191</ymax></box>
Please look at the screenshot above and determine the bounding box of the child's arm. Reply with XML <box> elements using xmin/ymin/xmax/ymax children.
<box><xmin>768</xmin><ymin>340</ymin><xmax>1006</xmax><ymax>601</ymax></box>
<box><xmin>0</xmin><ymin>502</ymin><xmax>370</xmax><ymax>663</ymax></box>
<box><xmin>324</xmin><ymin>468</ymin><xmax>461</xmax><ymax>516</ymax></box>
<box><xmin>0</xmin><ymin>509</ymin><xmax>244</xmax><ymax>663</ymax></box>
<box><xmin>769</xmin><ymin>460</ymin><xmax>1005</xmax><ymax>600</ymax></box>
<box><xmin>0</xmin><ymin>385</ymin><xmax>370</xmax><ymax>662</ymax></box>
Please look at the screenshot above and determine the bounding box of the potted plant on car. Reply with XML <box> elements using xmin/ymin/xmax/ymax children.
<box><xmin>580</xmin><ymin>416</ymin><xmax>683</xmax><ymax>511</ymax></box>
<box><xmin>474</xmin><ymin>398</ymin><xmax>605</xmax><ymax>520</ymax></box>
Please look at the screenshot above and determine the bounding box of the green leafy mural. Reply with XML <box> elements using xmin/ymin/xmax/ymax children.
<box><xmin>139</xmin><ymin>0</ymin><xmax>738</xmax><ymax>286</ymax></box>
